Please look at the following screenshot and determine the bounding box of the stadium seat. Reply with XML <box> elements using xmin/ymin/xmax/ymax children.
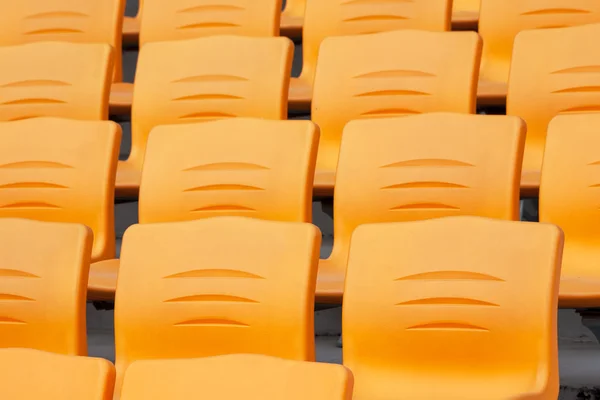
<box><xmin>281</xmin><ymin>0</ymin><xmax>305</xmax><ymax>39</ymax></box>
<box><xmin>507</xmin><ymin>23</ymin><xmax>600</xmax><ymax>196</ymax></box>
<box><xmin>0</xmin><ymin>0</ymin><xmax>125</xmax><ymax>83</ymax></box>
<box><xmin>540</xmin><ymin>114</ymin><xmax>600</xmax><ymax>308</ymax></box>
<box><xmin>0</xmin><ymin>348</ymin><xmax>115</xmax><ymax>400</ymax></box>
<box><xmin>122</xmin><ymin>0</ymin><xmax>142</xmax><ymax>45</ymax></box>
<box><xmin>317</xmin><ymin>113</ymin><xmax>524</xmax><ymax>302</ymax></box>
<box><xmin>452</xmin><ymin>0</ymin><xmax>480</xmax><ymax>30</ymax></box>
<box><xmin>0</xmin><ymin>118</ymin><xmax>120</xmax><ymax>262</ymax></box>
<box><xmin>290</xmin><ymin>0</ymin><xmax>453</xmax><ymax>112</ymax></box>
<box><xmin>478</xmin><ymin>0</ymin><xmax>600</xmax><ymax>106</ymax></box>
<box><xmin>0</xmin><ymin>219</ymin><xmax>92</xmax><ymax>356</ymax></box>
<box><xmin>343</xmin><ymin>216</ymin><xmax>563</xmax><ymax>400</ymax></box>
<box><xmin>116</xmin><ymin>35</ymin><xmax>293</xmax><ymax>198</ymax></box>
<box><xmin>114</xmin><ymin>217</ymin><xmax>320</xmax><ymax>397</ymax></box>
<box><xmin>0</xmin><ymin>42</ymin><xmax>113</xmax><ymax>121</ymax></box>
<box><xmin>121</xmin><ymin>354</ymin><xmax>353</xmax><ymax>400</ymax></box>
<box><xmin>89</xmin><ymin>118</ymin><xmax>318</xmax><ymax>299</ymax></box>
<box><xmin>112</xmin><ymin>0</ymin><xmax>284</xmax><ymax>115</ymax></box>
<box><xmin>312</xmin><ymin>30</ymin><xmax>481</xmax><ymax>187</ymax></box>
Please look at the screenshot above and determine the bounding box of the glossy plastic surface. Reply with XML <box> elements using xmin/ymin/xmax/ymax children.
<box><xmin>0</xmin><ymin>219</ymin><xmax>92</xmax><ymax>355</ymax></box>
<box><xmin>0</xmin><ymin>0</ymin><xmax>124</xmax><ymax>82</ymax></box>
<box><xmin>452</xmin><ymin>0</ymin><xmax>480</xmax><ymax>29</ymax></box>
<box><xmin>0</xmin><ymin>41</ymin><xmax>113</xmax><ymax>121</ymax></box>
<box><xmin>0</xmin><ymin>118</ymin><xmax>120</xmax><ymax>261</ymax></box>
<box><xmin>120</xmin><ymin>35</ymin><xmax>293</xmax><ymax>193</ymax></box>
<box><xmin>140</xmin><ymin>0</ymin><xmax>281</xmax><ymax>46</ymax></box>
<box><xmin>312</xmin><ymin>30</ymin><xmax>482</xmax><ymax>172</ymax></box>
<box><xmin>121</xmin><ymin>354</ymin><xmax>353</xmax><ymax>400</ymax></box>
<box><xmin>114</xmin><ymin>217</ymin><xmax>320</xmax><ymax>396</ymax></box>
<box><xmin>507</xmin><ymin>23</ymin><xmax>600</xmax><ymax>174</ymax></box>
<box><xmin>140</xmin><ymin>118</ymin><xmax>318</xmax><ymax>223</ymax></box>
<box><xmin>281</xmin><ymin>0</ymin><xmax>305</xmax><ymax>38</ymax></box>
<box><xmin>290</xmin><ymin>0</ymin><xmax>452</xmax><ymax>110</ymax></box>
<box><xmin>318</xmin><ymin>113</ymin><xmax>524</xmax><ymax>302</ymax></box>
<box><xmin>540</xmin><ymin>114</ymin><xmax>600</xmax><ymax>307</ymax></box>
<box><xmin>344</xmin><ymin>216</ymin><xmax>563</xmax><ymax>400</ymax></box>
<box><xmin>0</xmin><ymin>348</ymin><xmax>115</xmax><ymax>400</ymax></box>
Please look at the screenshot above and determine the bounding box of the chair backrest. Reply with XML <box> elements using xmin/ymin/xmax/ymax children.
<box><xmin>0</xmin><ymin>0</ymin><xmax>125</xmax><ymax>82</ymax></box>
<box><xmin>0</xmin><ymin>219</ymin><xmax>92</xmax><ymax>355</ymax></box>
<box><xmin>479</xmin><ymin>0</ymin><xmax>600</xmax><ymax>83</ymax></box>
<box><xmin>540</xmin><ymin>113</ymin><xmax>600</xmax><ymax>275</ymax></box>
<box><xmin>283</xmin><ymin>0</ymin><xmax>306</xmax><ymax>17</ymax></box>
<box><xmin>0</xmin><ymin>348</ymin><xmax>115</xmax><ymax>400</ymax></box>
<box><xmin>328</xmin><ymin>113</ymin><xmax>524</xmax><ymax>274</ymax></box>
<box><xmin>115</xmin><ymin>217</ymin><xmax>320</xmax><ymax>395</ymax></box>
<box><xmin>0</xmin><ymin>117</ymin><xmax>120</xmax><ymax>261</ymax></box>
<box><xmin>301</xmin><ymin>0</ymin><xmax>452</xmax><ymax>84</ymax></box>
<box><xmin>120</xmin><ymin>354</ymin><xmax>353</xmax><ymax>400</ymax></box>
<box><xmin>343</xmin><ymin>216</ymin><xmax>562</xmax><ymax>399</ymax></box>
<box><xmin>139</xmin><ymin>0</ymin><xmax>282</xmax><ymax>46</ymax></box>
<box><xmin>0</xmin><ymin>42</ymin><xmax>113</xmax><ymax>121</ymax></box>
<box><xmin>139</xmin><ymin>118</ymin><xmax>318</xmax><ymax>224</ymax></box>
<box><xmin>454</xmin><ymin>0</ymin><xmax>481</xmax><ymax>13</ymax></box>
<box><xmin>507</xmin><ymin>23</ymin><xmax>600</xmax><ymax>172</ymax></box>
<box><xmin>312</xmin><ymin>30</ymin><xmax>482</xmax><ymax>171</ymax></box>
<box><xmin>130</xmin><ymin>35</ymin><xmax>293</xmax><ymax>169</ymax></box>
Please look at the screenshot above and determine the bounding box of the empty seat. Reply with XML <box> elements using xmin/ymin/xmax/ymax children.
<box><xmin>540</xmin><ymin>113</ymin><xmax>600</xmax><ymax>307</ymax></box>
<box><xmin>122</xmin><ymin>1</ymin><xmax>141</xmax><ymax>45</ymax></box>
<box><xmin>344</xmin><ymin>216</ymin><xmax>563</xmax><ymax>400</ymax></box>
<box><xmin>111</xmin><ymin>0</ymin><xmax>283</xmax><ymax>115</ymax></box>
<box><xmin>0</xmin><ymin>348</ymin><xmax>115</xmax><ymax>399</ymax></box>
<box><xmin>89</xmin><ymin>118</ymin><xmax>319</xmax><ymax>299</ymax></box>
<box><xmin>0</xmin><ymin>118</ymin><xmax>120</xmax><ymax>262</ymax></box>
<box><xmin>507</xmin><ymin>23</ymin><xmax>600</xmax><ymax>195</ymax></box>
<box><xmin>281</xmin><ymin>0</ymin><xmax>305</xmax><ymax>38</ymax></box>
<box><xmin>0</xmin><ymin>42</ymin><xmax>113</xmax><ymax>121</ymax></box>
<box><xmin>312</xmin><ymin>30</ymin><xmax>481</xmax><ymax>187</ymax></box>
<box><xmin>318</xmin><ymin>113</ymin><xmax>524</xmax><ymax>302</ymax></box>
<box><xmin>0</xmin><ymin>219</ymin><xmax>92</xmax><ymax>355</ymax></box>
<box><xmin>121</xmin><ymin>354</ymin><xmax>353</xmax><ymax>400</ymax></box>
<box><xmin>452</xmin><ymin>0</ymin><xmax>480</xmax><ymax>29</ymax></box>
<box><xmin>114</xmin><ymin>217</ymin><xmax>320</xmax><ymax>396</ymax></box>
<box><xmin>478</xmin><ymin>0</ymin><xmax>600</xmax><ymax>106</ymax></box>
<box><xmin>0</xmin><ymin>0</ymin><xmax>125</xmax><ymax>82</ymax></box>
<box><xmin>117</xmin><ymin>35</ymin><xmax>293</xmax><ymax>197</ymax></box>
<box><xmin>290</xmin><ymin>0</ymin><xmax>453</xmax><ymax>111</ymax></box>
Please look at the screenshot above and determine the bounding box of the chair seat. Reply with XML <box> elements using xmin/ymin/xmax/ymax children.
<box><xmin>560</xmin><ymin>277</ymin><xmax>600</xmax><ymax>308</ymax></box>
<box><xmin>521</xmin><ymin>170</ymin><xmax>540</xmax><ymax>198</ymax></box>
<box><xmin>477</xmin><ymin>80</ymin><xmax>508</xmax><ymax>107</ymax></box>
<box><xmin>89</xmin><ymin>258</ymin><xmax>120</xmax><ymax>301</ymax></box>
<box><xmin>314</xmin><ymin>170</ymin><xmax>335</xmax><ymax>197</ymax></box>
<box><xmin>280</xmin><ymin>14</ymin><xmax>303</xmax><ymax>39</ymax></box>
<box><xmin>289</xmin><ymin>77</ymin><xmax>312</xmax><ymax>112</ymax></box>
<box><xmin>109</xmin><ymin>82</ymin><xmax>134</xmax><ymax>116</ymax></box>
<box><xmin>451</xmin><ymin>10</ymin><xmax>479</xmax><ymax>30</ymax></box>
<box><xmin>316</xmin><ymin>258</ymin><xmax>344</xmax><ymax>304</ymax></box>
<box><xmin>123</xmin><ymin>16</ymin><xmax>140</xmax><ymax>46</ymax></box>
<box><xmin>116</xmin><ymin>161</ymin><xmax>141</xmax><ymax>198</ymax></box>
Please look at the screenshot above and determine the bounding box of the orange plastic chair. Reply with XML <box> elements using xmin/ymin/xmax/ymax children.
<box><xmin>0</xmin><ymin>0</ymin><xmax>125</xmax><ymax>83</ymax></box>
<box><xmin>116</xmin><ymin>35</ymin><xmax>293</xmax><ymax>198</ymax></box>
<box><xmin>0</xmin><ymin>42</ymin><xmax>113</xmax><ymax>121</ymax></box>
<box><xmin>121</xmin><ymin>354</ymin><xmax>353</xmax><ymax>400</ymax></box>
<box><xmin>540</xmin><ymin>113</ymin><xmax>600</xmax><ymax>308</ymax></box>
<box><xmin>0</xmin><ymin>118</ymin><xmax>120</xmax><ymax>262</ymax></box>
<box><xmin>343</xmin><ymin>216</ymin><xmax>563</xmax><ymax>400</ymax></box>
<box><xmin>0</xmin><ymin>348</ymin><xmax>115</xmax><ymax>400</ymax></box>
<box><xmin>312</xmin><ymin>30</ymin><xmax>482</xmax><ymax>183</ymax></box>
<box><xmin>317</xmin><ymin>113</ymin><xmax>524</xmax><ymax>302</ymax></box>
<box><xmin>123</xmin><ymin>0</ymin><xmax>142</xmax><ymax>45</ymax></box>
<box><xmin>0</xmin><ymin>219</ymin><xmax>92</xmax><ymax>356</ymax></box>
<box><xmin>114</xmin><ymin>217</ymin><xmax>320</xmax><ymax>397</ymax></box>
<box><xmin>89</xmin><ymin>118</ymin><xmax>319</xmax><ymax>299</ymax></box>
<box><xmin>281</xmin><ymin>0</ymin><xmax>305</xmax><ymax>39</ymax></box>
<box><xmin>478</xmin><ymin>0</ymin><xmax>600</xmax><ymax>106</ymax></box>
<box><xmin>290</xmin><ymin>0</ymin><xmax>453</xmax><ymax>112</ymax></box>
<box><xmin>452</xmin><ymin>0</ymin><xmax>480</xmax><ymax>30</ymax></box>
<box><xmin>507</xmin><ymin>23</ymin><xmax>600</xmax><ymax>196</ymax></box>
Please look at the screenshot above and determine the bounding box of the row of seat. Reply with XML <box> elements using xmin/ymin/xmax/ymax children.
<box><xmin>0</xmin><ymin>216</ymin><xmax>561</xmax><ymax>399</ymax></box>
<box><xmin>3</xmin><ymin>0</ymin><xmax>599</xmax><ymax>114</ymax></box>
<box><xmin>1</xmin><ymin>350</ymin><xmax>353</xmax><ymax>400</ymax></box>
<box><xmin>0</xmin><ymin>113</ymin><xmax>595</xmax><ymax>306</ymax></box>
<box><xmin>2</xmin><ymin>24</ymin><xmax>600</xmax><ymax>195</ymax></box>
